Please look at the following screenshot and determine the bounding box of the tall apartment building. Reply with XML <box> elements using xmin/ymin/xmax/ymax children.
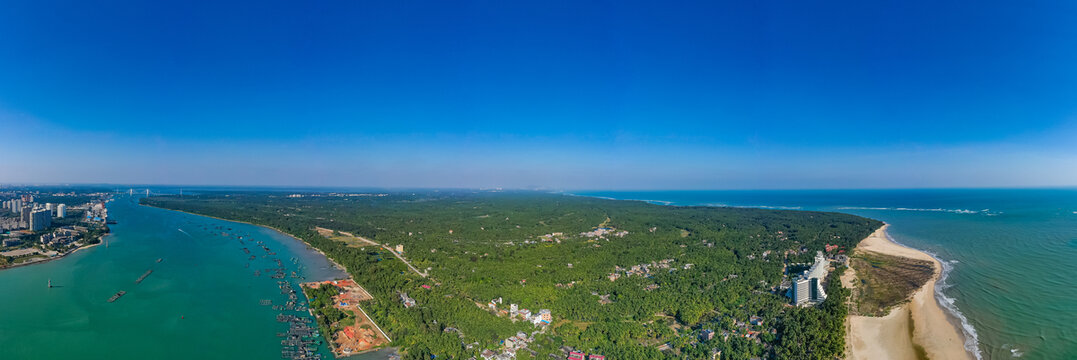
<box><xmin>30</xmin><ymin>208</ymin><xmax>52</xmax><ymax>231</ymax></box>
<box><xmin>21</xmin><ymin>206</ymin><xmax>32</xmax><ymax>225</ymax></box>
<box><xmin>56</xmin><ymin>204</ymin><xmax>67</xmax><ymax>218</ymax></box>
<box><xmin>791</xmin><ymin>277</ymin><xmax>811</xmax><ymax>305</ymax></box>
<box><xmin>5</xmin><ymin>199</ymin><xmax>23</xmax><ymax>213</ymax></box>
<box><xmin>791</xmin><ymin>251</ymin><xmax>829</xmax><ymax>306</ymax></box>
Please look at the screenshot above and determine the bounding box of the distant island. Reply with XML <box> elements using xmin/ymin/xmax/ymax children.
<box><xmin>144</xmin><ymin>190</ymin><xmax>882</xmax><ymax>360</ymax></box>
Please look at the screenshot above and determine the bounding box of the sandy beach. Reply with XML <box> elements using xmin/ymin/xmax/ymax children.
<box><xmin>845</xmin><ymin>225</ymin><xmax>973</xmax><ymax>360</ymax></box>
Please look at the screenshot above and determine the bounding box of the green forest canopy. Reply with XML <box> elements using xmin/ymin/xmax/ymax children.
<box><xmin>143</xmin><ymin>191</ymin><xmax>881</xmax><ymax>360</ymax></box>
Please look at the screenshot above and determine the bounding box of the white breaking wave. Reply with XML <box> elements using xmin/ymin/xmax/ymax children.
<box><xmin>636</xmin><ymin>199</ymin><xmax>674</xmax><ymax>205</ymax></box>
<box><xmin>699</xmin><ymin>203</ymin><xmax>802</xmax><ymax>210</ymax></box>
<box><xmin>837</xmin><ymin>206</ymin><xmax>998</xmax><ymax>215</ymax></box>
<box><xmin>885</xmin><ymin>232</ymin><xmax>984</xmax><ymax>360</ymax></box>
<box><xmin>742</xmin><ymin>205</ymin><xmax>802</xmax><ymax>210</ymax></box>
<box><xmin>580</xmin><ymin>195</ymin><xmax>674</xmax><ymax>206</ymax></box>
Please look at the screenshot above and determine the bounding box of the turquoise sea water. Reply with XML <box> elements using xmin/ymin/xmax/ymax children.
<box><xmin>576</xmin><ymin>189</ymin><xmax>1077</xmax><ymax>360</ymax></box>
<box><xmin>0</xmin><ymin>195</ymin><xmax>394</xmax><ymax>359</ymax></box>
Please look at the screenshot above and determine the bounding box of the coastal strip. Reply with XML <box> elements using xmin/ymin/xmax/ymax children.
<box><xmin>844</xmin><ymin>225</ymin><xmax>976</xmax><ymax>360</ymax></box>
<box><xmin>0</xmin><ymin>238</ymin><xmax>105</xmax><ymax>272</ymax></box>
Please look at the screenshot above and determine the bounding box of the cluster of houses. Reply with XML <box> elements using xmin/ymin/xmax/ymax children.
<box><xmin>486</xmin><ymin>298</ymin><xmax>552</xmax><ymax>327</ymax></box>
<box><xmin>567</xmin><ymin>350</ymin><xmax>605</xmax><ymax>360</ymax></box>
<box><xmin>399</xmin><ymin>292</ymin><xmax>417</xmax><ymax>308</ymax></box>
<box><xmin>537</xmin><ymin>232</ymin><xmax>565</xmax><ymax>243</ymax></box>
<box><xmin>699</xmin><ymin>315</ymin><xmax>772</xmax><ymax>345</ymax></box>
<box><xmin>607</xmin><ymin>258</ymin><xmax>679</xmax><ymax>282</ymax></box>
<box><xmin>286</xmin><ymin>193</ymin><xmax>389</xmax><ymax>198</ymax></box>
<box><xmin>579</xmin><ymin>227</ymin><xmax>628</xmax><ymax>239</ymax></box>
<box><xmin>39</xmin><ymin>226</ymin><xmax>86</xmax><ymax>247</ymax></box>
<box><xmin>479</xmin><ymin>331</ymin><xmax>535</xmax><ymax>360</ymax></box>
<box><xmin>85</xmin><ymin>202</ymin><xmax>108</xmax><ymax>223</ymax></box>
<box><xmin>592</xmin><ymin>292</ymin><xmax>613</xmax><ymax>305</ymax></box>
<box><xmin>554</xmin><ymin>280</ymin><xmax>576</xmax><ymax>288</ymax></box>
<box><xmin>1</xmin><ymin>235</ymin><xmax>22</xmax><ymax>247</ymax></box>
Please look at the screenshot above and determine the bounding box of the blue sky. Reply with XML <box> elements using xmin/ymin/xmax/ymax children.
<box><xmin>1</xmin><ymin>0</ymin><xmax>1075</xmax><ymax>189</ymax></box>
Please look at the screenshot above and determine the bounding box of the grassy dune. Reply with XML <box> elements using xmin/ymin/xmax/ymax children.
<box><xmin>849</xmin><ymin>251</ymin><xmax>935</xmax><ymax>317</ymax></box>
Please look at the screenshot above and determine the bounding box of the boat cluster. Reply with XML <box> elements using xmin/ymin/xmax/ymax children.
<box><xmin>277</xmin><ymin>314</ymin><xmax>323</xmax><ymax>359</ymax></box>
<box><xmin>227</xmin><ymin>228</ymin><xmax>323</xmax><ymax>359</ymax></box>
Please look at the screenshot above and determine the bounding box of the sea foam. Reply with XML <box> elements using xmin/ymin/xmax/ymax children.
<box><xmin>700</xmin><ymin>203</ymin><xmax>803</xmax><ymax>210</ymax></box>
<box><xmin>837</xmin><ymin>206</ymin><xmax>999</xmax><ymax>215</ymax></box>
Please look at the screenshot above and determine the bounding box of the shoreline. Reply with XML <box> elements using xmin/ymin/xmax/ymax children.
<box><xmin>139</xmin><ymin>203</ymin><xmax>351</xmax><ymax>276</ymax></box>
<box><xmin>846</xmin><ymin>224</ymin><xmax>976</xmax><ymax>360</ymax></box>
<box><xmin>141</xmin><ymin>202</ymin><xmax>399</xmax><ymax>359</ymax></box>
<box><xmin>0</xmin><ymin>235</ymin><xmax>106</xmax><ymax>272</ymax></box>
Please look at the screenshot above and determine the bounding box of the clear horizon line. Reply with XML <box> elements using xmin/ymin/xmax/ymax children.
<box><xmin>1</xmin><ymin>182</ymin><xmax>1075</xmax><ymax>192</ymax></box>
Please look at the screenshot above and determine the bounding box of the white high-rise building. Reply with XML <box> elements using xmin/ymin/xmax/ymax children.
<box><xmin>791</xmin><ymin>251</ymin><xmax>830</xmax><ymax>306</ymax></box>
<box><xmin>792</xmin><ymin>278</ymin><xmax>811</xmax><ymax>305</ymax></box>
<box><xmin>56</xmin><ymin>204</ymin><xmax>67</xmax><ymax>218</ymax></box>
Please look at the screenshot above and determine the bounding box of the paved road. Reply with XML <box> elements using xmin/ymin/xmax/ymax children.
<box><xmin>316</xmin><ymin>227</ymin><xmax>429</xmax><ymax>278</ymax></box>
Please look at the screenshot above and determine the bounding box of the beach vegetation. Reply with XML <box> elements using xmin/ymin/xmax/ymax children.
<box><xmin>848</xmin><ymin>252</ymin><xmax>934</xmax><ymax>316</ymax></box>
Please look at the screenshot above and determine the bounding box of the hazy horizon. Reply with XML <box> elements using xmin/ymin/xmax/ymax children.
<box><xmin>3</xmin><ymin>1</ymin><xmax>1075</xmax><ymax>189</ymax></box>
<box><xmin>2</xmin><ymin>183</ymin><xmax>1075</xmax><ymax>193</ymax></box>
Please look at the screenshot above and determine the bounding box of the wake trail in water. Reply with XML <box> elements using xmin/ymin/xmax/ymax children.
<box><xmin>177</xmin><ymin>228</ymin><xmax>193</xmax><ymax>238</ymax></box>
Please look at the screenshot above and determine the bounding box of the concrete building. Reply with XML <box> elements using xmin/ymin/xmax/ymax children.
<box><xmin>791</xmin><ymin>277</ymin><xmax>811</xmax><ymax>305</ymax></box>
<box><xmin>29</xmin><ymin>209</ymin><xmax>51</xmax><ymax>231</ymax></box>
<box><xmin>20</xmin><ymin>206</ymin><xmax>32</xmax><ymax>226</ymax></box>
<box><xmin>56</xmin><ymin>204</ymin><xmax>66</xmax><ymax>218</ymax></box>
<box><xmin>791</xmin><ymin>251</ymin><xmax>829</xmax><ymax>306</ymax></box>
<box><xmin>806</xmin><ymin>251</ymin><xmax>830</xmax><ymax>280</ymax></box>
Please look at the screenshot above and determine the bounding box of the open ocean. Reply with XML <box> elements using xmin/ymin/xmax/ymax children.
<box><xmin>576</xmin><ymin>189</ymin><xmax>1077</xmax><ymax>360</ymax></box>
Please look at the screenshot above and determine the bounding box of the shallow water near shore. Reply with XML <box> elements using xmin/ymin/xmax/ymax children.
<box><xmin>577</xmin><ymin>189</ymin><xmax>1077</xmax><ymax>360</ymax></box>
<box><xmin>0</xmin><ymin>195</ymin><xmax>394</xmax><ymax>359</ymax></box>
